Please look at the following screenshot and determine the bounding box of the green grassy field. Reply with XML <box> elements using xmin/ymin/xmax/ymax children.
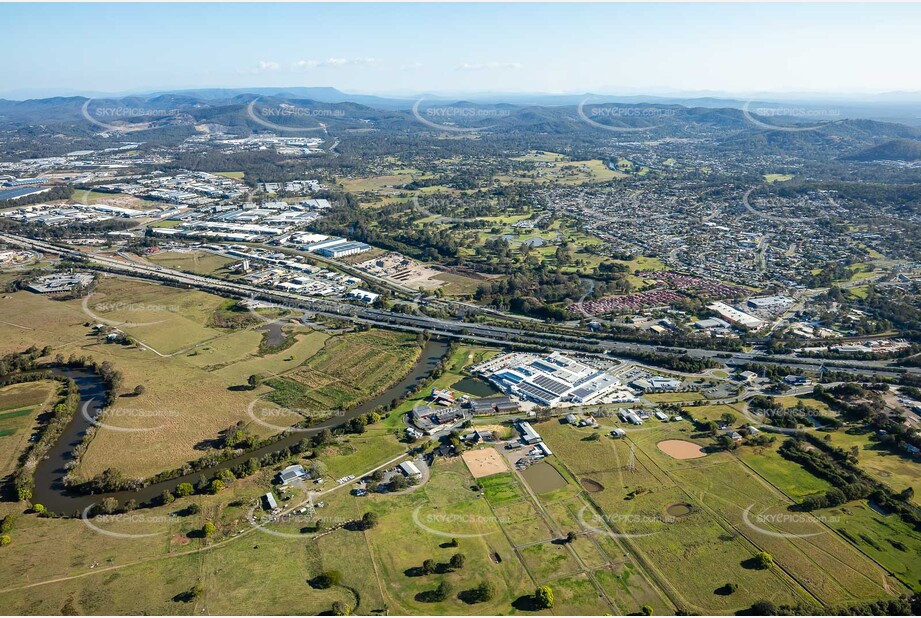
<box><xmin>818</xmin><ymin>501</ymin><xmax>921</xmax><ymax>592</ymax></box>
<box><xmin>0</xmin><ymin>465</ymin><xmax>372</xmax><ymax>615</ymax></box>
<box><xmin>764</xmin><ymin>174</ymin><xmax>794</xmax><ymax>183</ymax></box>
<box><xmin>145</xmin><ymin>250</ymin><xmax>236</xmax><ymax>276</ymax></box>
<box><xmin>0</xmin><ymin>380</ymin><xmax>58</xmax><ymax>478</ymax></box>
<box><xmin>266</xmin><ymin>330</ymin><xmax>421</xmax><ymax>411</ymax></box>
<box><xmin>0</xmin><ymin>278</ymin><xmax>428</xmax><ymax>482</ymax></box>
<box><xmin>362</xmin><ymin>457</ymin><xmax>538</xmax><ymax>614</ymax></box>
<box><xmin>737</xmin><ymin>441</ymin><xmax>832</xmax><ymax>500</ymax></box>
<box><xmin>478</xmin><ymin>472</ymin><xmax>524</xmax><ymax>506</ymax></box>
<box><xmin>645</xmin><ymin>392</ymin><xmax>705</xmax><ymax>404</ymax></box>
<box><xmin>70</xmin><ymin>189</ymin><xmax>160</xmax><ymax>210</ymax></box>
<box><xmin>535</xmin><ymin>417</ymin><xmax>905</xmax><ymax>613</ymax></box>
<box><xmin>686</xmin><ymin>403</ymin><xmax>747</xmax><ymax>424</ymax></box>
<box><xmin>822</xmin><ymin>428</ymin><xmax>921</xmax><ymax>500</ymax></box>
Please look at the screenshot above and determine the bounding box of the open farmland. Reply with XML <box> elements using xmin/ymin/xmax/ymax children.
<box><xmin>822</xmin><ymin>428</ymin><xmax>921</xmax><ymax>500</ymax></box>
<box><xmin>266</xmin><ymin>330</ymin><xmax>421</xmax><ymax>411</ymax></box>
<box><xmin>0</xmin><ymin>278</ymin><xmax>423</xmax><ymax>481</ymax></box>
<box><xmin>144</xmin><ymin>250</ymin><xmax>236</xmax><ymax>276</ymax></box>
<box><xmin>737</xmin><ymin>441</ymin><xmax>833</xmax><ymax>500</ymax></box>
<box><xmin>535</xmin><ymin>417</ymin><xmax>907</xmax><ymax>613</ymax></box>
<box><xmin>362</xmin><ymin>457</ymin><xmax>538</xmax><ymax>615</ymax></box>
<box><xmin>0</xmin><ymin>380</ymin><xmax>58</xmax><ymax>477</ymax></box>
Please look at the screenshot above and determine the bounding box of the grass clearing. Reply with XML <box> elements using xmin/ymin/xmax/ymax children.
<box><xmin>519</xmin><ymin>541</ymin><xmax>583</xmax><ymax>583</ymax></box>
<box><xmin>595</xmin><ymin>562</ymin><xmax>671</xmax><ymax>615</ymax></box>
<box><xmin>479</xmin><ymin>472</ymin><xmax>524</xmax><ymax>507</ymax></box>
<box><xmin>0</xmin><ymin>380</ymin><xmax>57</xmax><ymax>478</ymax></box>
<box><xmin>364</xmin><ymin>457</ymin><xmax>534</xmax><ymax>614</ymax></box>
<box><xmin>548</xmin><ymin>573</ymin><xmax>611</xmax><ymax>614</ymax></box>
<box><xmin>145</xmin><ymin>250</ymin><xmax>236</xmax><ymax>276</ymax></box>
<box><xmin>823</xmin><ymin>428</ymin><xmax>921</xmax><ymax>499</ymax></box>
<box><xmin>645</xmin><ymin>392</ymin><xmax>705</xmax><ymax>404</ymax></box>
<box><xmin>537</xmin><ymin>416</ymin><xmax>905</xmax><ymax>612</ymax></box>
<box><xmin>819</xmin><ymin>501</ymin><xmax>921</xmax><ymax>592</ymax></box>
<box><xmin>737</xmin><ymin>441</ymin><xmax>832</xmax><ymax>500</ymax></box>
<box><xmin>266</xmin><ymin>330</ymin><xmax>421</xmax><ymax>411</ymax></box>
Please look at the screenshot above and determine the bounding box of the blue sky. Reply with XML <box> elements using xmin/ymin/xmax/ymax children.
<box><xmin>2</xmin><ymin>3</ymin><xmax>920</xmax><ymax>98</ymax></box>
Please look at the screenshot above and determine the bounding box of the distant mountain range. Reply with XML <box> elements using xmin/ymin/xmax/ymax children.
<box><xmin>2</xmin><ymin>86</ymin><xmax>921</xmax><ymax>126</ymax></box>
<box><xmin>2</xmin><ymin>88</ymin><xmax>920</xmax><ymax>164</ymax></box>
<box><xmin>842</xmin><ymin>138</ymin><xmax>921</xmax><ymax>162</ymax></box>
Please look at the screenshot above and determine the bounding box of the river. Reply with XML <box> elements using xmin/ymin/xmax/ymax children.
<box><xmin>32</xmin><ymin>339</ymin><xmax>449</xmax><ymax>516</ymax></box>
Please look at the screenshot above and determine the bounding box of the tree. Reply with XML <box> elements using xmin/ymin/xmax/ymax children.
<box><xmin>247</xmin><ymin>374</ymin><xmax>261</xmax><ymax>390</ymax></box>
<box><xmin>160</xmin><ymin>490</ymin><xmax>175</xmax><ymax>506</ymax></box>
<box><xmin>314</xmin><ymin>570</ymin><xmax>341</xmax><ymax>589</ymax></box>
<box><xmin>534</xmin><ymin>585</ymin><xmax>554</xmax><ymax>609</ymax></box>
<box><xmin>0</xmin><ymin>514</ymin><xmax>14</xmax><ymax>533</ymax></box>
<box><xmin>389</xmin><ymin>474</ymin><xmax>407</xmax><ymax>491</ymax></box>
<box><xmin>0</xmin><ymin>535</ymin><xmax>10</xmax><ymax>546</ymax></box>
<box><xmin>430</xmin><ymin>580</ymin><xmax>452</xmax><ymax>602</ymax></box>
<box><xmin>309</xmin><ymin>460</ymin><xmax>328</xmax><ymax>479</ymax></box>
<box><xmin>186</xmin><ymin>503</ymin><xmax>201</xmax><ymax>515</ymax></box>
<box><xmin>724</xmin><ymin>583</ymin><xmax>738</xmax><ymax>594</ymax></box>
<box><xmin>472</xmin><ymin>580</ymin><xmax>496</xmax><ymax>603</ymax></box>
<box><xmin>720</xmin><ymin>412</ymin><xmax>737</xmax><ymax>426</ymax></box>
<box><xmin>749</xmin><ymin>600</ymin><xmax>777</xmax><ymax>615</ymax></box>
<box><xmin>565</xmin><ymin>531</ymin><xmax>577</xmax><ymax>544</ymax></box>
<box><xmin>422</xmin><ymin>559</ymin><xmax>436</xmax><ymax>575</ymax></box>
<box><xmin>448</xmin><ymin>537</ymin><xmax>459</xmax><ymax>548</ymax></box>
<box><xmin>202</xmin><ymin>522</ymin><xmax>216</xmax><ymax>538</ymax></box>
<box><xmin>641</xmin><ymin>604</ymin><xmax>654</xmax><ymax>615</ymax></box>
<box><xmin>824</xmin><ymin>487</ymin><xmax>847</xmax><ymax>507</ymax></box>
<box><xmin>449</xmin><ymin>553</ymin><xmax>466</xmax><ymax>570</ymax></box>
<box><xmin>100</xmin><ymin>496</ymin><xmax>119</xmax><ymax>514</ymax></box>
<box><xmin>32</xmin><ymin>503</ymin><xmax>46</xmax><ymax>515</ymax></box>
<box><xmin>208</xmin><ymin>479</ymin><xmax>225</xmax><ymax>494</ymax></box>
<box><xmin>314</xmin><ymin>428</ymin><xmax>333</xmax><ymax>447</ymax></box>
<box><xmin>716</xmin><ymin>434</ymin><xmax>737</xmax><ymax>451</ymax></box>
<box><xmin>133</xmin><ymin>384</ymin><xmax>145</xmax><ymax>396</ymax></box>
<box><xmin>176</xmin><ymin>482</ymin><xmax>194</xmax><ymax>497</ymax></box>
<box><xmin>754</xmin><ymin>551</ymin><xmax>774</xmax><ymax>569</ymax></box>
<box><xmin>360</xmin><ymin>511</ymin><xmax>379</xmax><ymax>530</ymax></box>
<box><xmin>331</xmin><ymin>601</ymin><xmax>351</xmax><ymax>616</ymax></box>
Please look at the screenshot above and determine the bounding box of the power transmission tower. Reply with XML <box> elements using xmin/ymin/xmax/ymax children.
<box><xmin>625</xmin><ymin>443</ymin><xmax>637</xmax><ymax>474</ymax></box>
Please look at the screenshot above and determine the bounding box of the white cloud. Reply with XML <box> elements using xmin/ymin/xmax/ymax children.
<box><xmin>457</xmin><ymin>61</ymin><xmax>522</xmax><ymax>71</ymax></box>
<box><xmin>257</xmin><ymin>60</ymin><xmax>281</xmax><ymax>73</ymax></box>
<box><xmin>293</xmin><ymin>57</ymin><xmax>380</xmax><ymax>70</ymax></box>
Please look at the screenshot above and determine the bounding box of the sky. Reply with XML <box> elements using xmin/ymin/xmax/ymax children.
<box><xmin>2</xmin><ymin>3</ymin><xmax>920</xmax><ymax>99</ymax></box>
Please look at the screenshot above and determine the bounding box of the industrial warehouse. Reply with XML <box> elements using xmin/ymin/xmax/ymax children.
<box><xmin>473</xmin><ymin>351</ymin><xmax>626</xmax><ymax>407</ymax></box>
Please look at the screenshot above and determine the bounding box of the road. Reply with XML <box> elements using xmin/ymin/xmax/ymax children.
<box><xmin>4</xmin><ymin>232</ymin><xmax>916</xmax><ymax>381</ymax></box>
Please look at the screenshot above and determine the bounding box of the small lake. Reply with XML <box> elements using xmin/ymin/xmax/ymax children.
<box><xmin>452</xmin><ymin>377</ymin><xmax>500</xmax><ymax>397</ymax></box>
<box><xmin>260</xmin><ymin>322</ymin><xmax>287</xmax><ymax>347</ymax></box>
<box><xmin>521</xmin><ymin>461</ymin><xmax>568</xmax><ymax>494</ymax></box>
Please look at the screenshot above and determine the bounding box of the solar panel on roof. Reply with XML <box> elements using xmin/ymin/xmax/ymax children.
<box><xmin>516</xmin><ymin>382</ymin><xmax>560</xmax><ymax>402</ymax></box>
<box><xmin>531</xmin><ymin>374</ymin><xmax>570</xmax><ymax>396</ymax></box>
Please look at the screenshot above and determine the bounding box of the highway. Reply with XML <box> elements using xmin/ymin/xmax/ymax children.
<box><xmin>3</xmin><ymin>232</ymin><xmax>916</xmax><ymax>381</ymax></box>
